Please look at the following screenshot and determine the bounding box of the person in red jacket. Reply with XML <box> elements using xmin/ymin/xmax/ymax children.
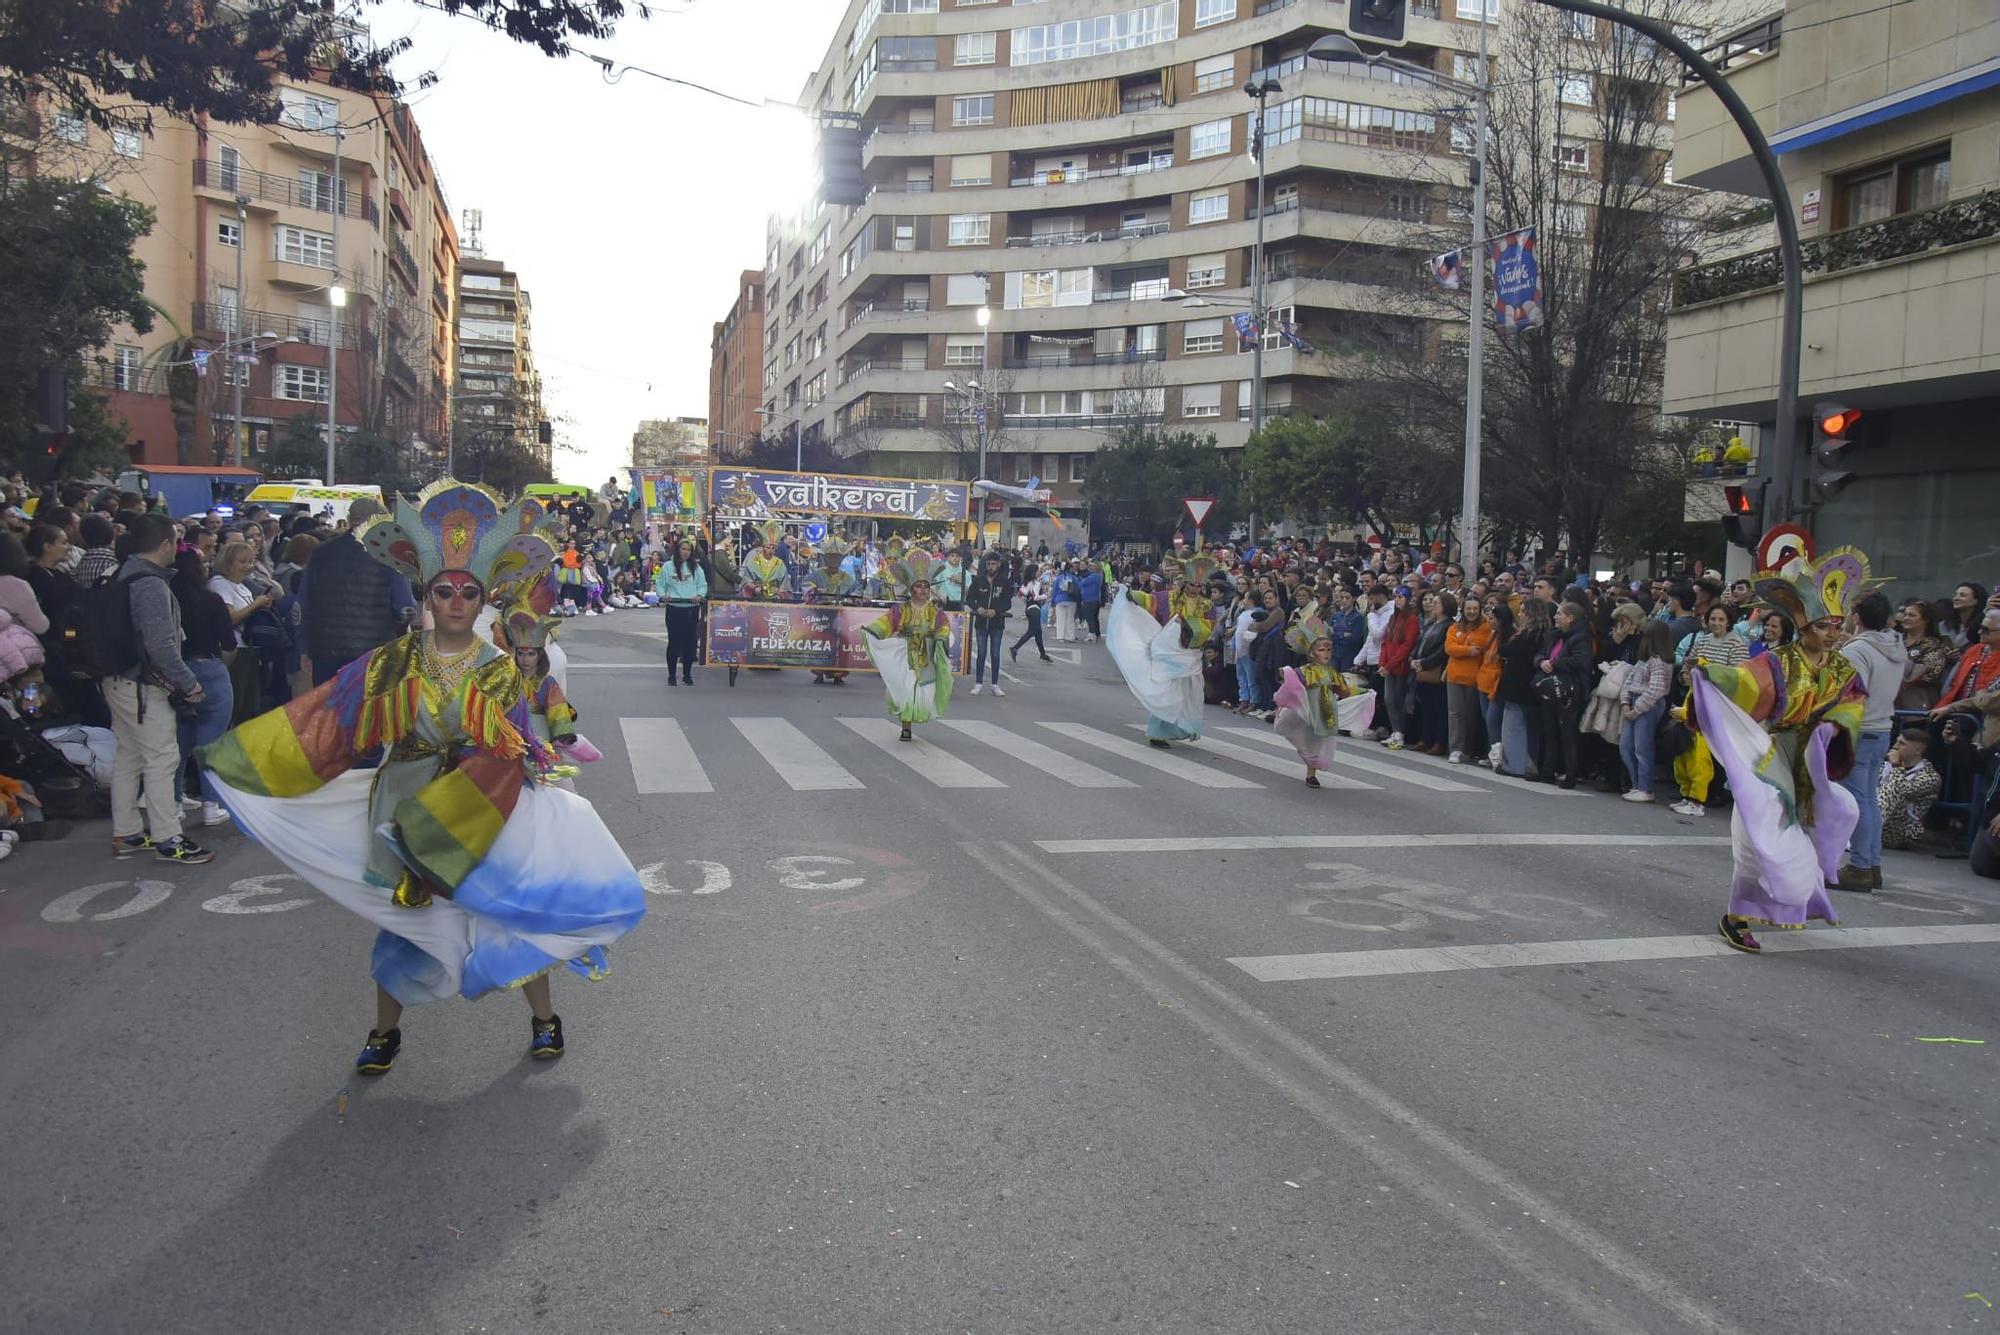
<box><xmin>1377</xmin><ymin>587</ymin><xmax>1421</xmax><ymax>750</ymax></box>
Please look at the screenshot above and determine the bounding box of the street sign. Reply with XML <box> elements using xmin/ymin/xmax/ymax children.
<box><xmin>805</xmin><ymin>522</ymin><xmax>828</xmax><ymax>542</ymax></box>
<box><xmin>1801</xmin><ymin>188</ymin><xmax>1821</xmax><ymax>225</ymax></box>
<box><xmin>1182</xmin><ymin>496</ymin><xmax>1215</xmax><ymax>529</ymax></box>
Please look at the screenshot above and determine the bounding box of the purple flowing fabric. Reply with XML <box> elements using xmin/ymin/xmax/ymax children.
<box><xmin>1691</xmin><ymin>672</ymin><xmax>1854</xmax><ymax>927</ymax></box>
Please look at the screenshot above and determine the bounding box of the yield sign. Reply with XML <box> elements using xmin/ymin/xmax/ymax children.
<box><xmin>1182</xmin><ymin>496</ymin><xmax>1216</xmax><ymax>529</ymax></box>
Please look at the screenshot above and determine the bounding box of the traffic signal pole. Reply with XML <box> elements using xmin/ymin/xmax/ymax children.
<box><xmin>1530</xmin><ymin>0</ymin><xmax>1803</xmax><ymax>532</ymax></box>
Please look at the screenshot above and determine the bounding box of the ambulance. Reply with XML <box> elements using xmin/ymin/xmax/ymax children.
<box><xmin>242</xmin><ymin>479</ymin><xmax>386</xmax><ymax>521</ymax></box>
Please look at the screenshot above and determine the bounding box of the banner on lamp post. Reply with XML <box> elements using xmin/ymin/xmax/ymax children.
<box><xmin>1489</xmin><ymin>227</ymin><xmax>1543</xmax><ymax>333</ymax></box>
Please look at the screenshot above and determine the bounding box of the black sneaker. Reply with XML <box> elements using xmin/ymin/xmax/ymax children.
<box><xmin>355</xmin><ymin>1027</ymin><xmax>401</xmax><ymax>1075</ymax></box>
<box><xmin>112</xmin><ymin>834</ymin><xmax>153</xmax><ymax>858</ymax></box>
<box><xmin>530</xmin><ymin>1014</ymin><xmax>565</xmax><ymax>1060</ymax></box>
<box><xmin>1717</xmin><ymin>915</ymin><xmax>1761</xmax><ymax>954</ymax></box>
<box><xmin>153</xmin><ymin>836</ymin><xmax>214</xmax><ymax>865</ymax></box>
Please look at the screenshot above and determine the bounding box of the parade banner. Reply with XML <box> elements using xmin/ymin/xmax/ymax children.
<box><xmin>633</xmin><ymin>468</ymin><xmax>703</xmax><ymax>519</ymax></box>
<box><xmin>704</xmin><ymin>601</ymin><xmax>968</xmax><ymax>673</ymax></box>
<box><xmin>708</xmin><ymin>467</ymin><xmax>969</xmax><ymax>523</ymax></box>
<box><xmin>1489</xmin><ymin>227</ymin><xmax>1544</xmax><ymax>332</ymax></box>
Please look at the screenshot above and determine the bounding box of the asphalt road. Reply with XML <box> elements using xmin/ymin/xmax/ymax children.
<box><xmin>3</xmin><ymin>606</ymin><xmax>1996</xmax><ymax>1334</ymax></box>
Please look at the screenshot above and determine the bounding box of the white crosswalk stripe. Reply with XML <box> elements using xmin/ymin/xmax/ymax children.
<box><xmin>1134</xmin><ymin>727</ymin><xmax>1378</xmax><ymax>790</ymax></box>
<box><xmin>1216</xmin><ymin>727</ymin><xmax>1483</xmax><ymax>793</ymax></box>
<box><xmin>837</xmin><ymin>717</ymin><xmax>1006</xmax><ymax>788</ymax></box>
<box><xmin>732</xmin><ymin>717</ymin><xmax>866</xmax><ymax>791</ymax></box>
<box><xmin>1041</xmin><ymin>722</ymin><xmax>1263</xmax><ymax>789</ymax></box>
<box><xmin>936</xmin><ymin>719</ymin><xmax>1136</xmax><ymax>788</ymax></box>
<box><xmin>619</xmin><ymin>717</ymin><xmax>713</xmax><ymax>794</ymax></box>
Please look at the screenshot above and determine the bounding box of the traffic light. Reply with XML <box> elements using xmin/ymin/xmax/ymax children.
<box><xmin>1721</xmin><ymin>479</ymin><xmax>1765</xmax><ymax>550</ymax></box>
<box><xmin>1349</xmin><ymin>0</ymin><xmax>1408</xmax><ymax>45</ymax></box>
<box><xmin>1810</xmin><ymin>401</ymin><xmax>1866</xmax><ymax>502</ymax></box>
<box><xmin>819</xmin><ymin>125</ymin><xmax>866</xmax><ymax>207</ymax></box>
<box><xmin>537</xmin><ymin>420</ymin><xmax>554</xmax><ymax>447</ymax></box>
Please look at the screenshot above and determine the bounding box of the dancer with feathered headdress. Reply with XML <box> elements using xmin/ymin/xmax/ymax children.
<box><xmin>1106</xmin><ymin>554</ymin><xmax>1215</xmax><ymax>747</ymax></box>
<box><xmin>860</xmin><ymin>546</ymin><xmax>953</xmax><ymax>740</ymax></box>
<box><xmin>805</xmin><ymin>527</ymin><xmax>861</xmax><ymax>686</ymax></box>
<box><xmin>1690</xmin><ymin>542</ymin><xmax>1876</xmax><ymax>953</ymax></box>
<box><xmin>1272</xmin><ymin>613</ymin><xmax>1379</xmax><ymax>787</ymax></box>
<box><xmin>197</xmin><ymin>481</ymin><xmax>645</xmax><ymax>1072</ymax></box>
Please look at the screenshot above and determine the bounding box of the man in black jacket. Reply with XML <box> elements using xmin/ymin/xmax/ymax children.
<box><xmin>964</xmin><ymin>551</ymin><xmax>1010</xmax><ymax>697</ymax></box>
<box><xmin>299</xmin><ymin>498</ymin><xmax>416</xmax><ymax>686</ymax></box>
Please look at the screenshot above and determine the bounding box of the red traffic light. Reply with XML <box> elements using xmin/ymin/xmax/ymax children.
<box><xmin>1722</xmin><ymin>483</ymin><xmax>1754</xmax><ymax>515</ymax></box>
<box><xmin>1817</xmin><ymin>406</ymin><xmax>1862</xmax><ymax>438</ymax></box>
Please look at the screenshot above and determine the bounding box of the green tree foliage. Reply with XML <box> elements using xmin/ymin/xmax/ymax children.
<box><xmin>1243</xmin><ymin>405</ymin><xmax>1458</xmax><ymax>543</ymax></box>
<box><xmin>267</xmin><ymin>411</ymin><xmax>423</xmax><ymax>493</ymax></box>
<box><xmin>50</xmin><ymin>377</ymin><xmax>134</xmax><ymax>480</ymax></box>
<box><xmin>0</xmin><ymin>177</ymin><xmax>154</xmax><ymax>473</ymax></box>
<box><xmin>1</xmin><ymin>0</ymin><xmax>639</xmax><ymax>132</ymax></box>
<box><xmin>1083</xmin><ymin>429</ymin><xmax>1240</xmax><ymax>546</ymax></box>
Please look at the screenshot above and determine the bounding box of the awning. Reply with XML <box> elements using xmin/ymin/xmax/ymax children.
<box><xmin>1771</xmin><ymin>56</ymin><xmax>2000</xmax><ymax>155</ymax></box>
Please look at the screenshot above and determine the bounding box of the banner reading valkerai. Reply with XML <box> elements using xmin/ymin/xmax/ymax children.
<box><xmin>709</xmin><ymin>468</ymin><xmax>970</xmax><ymax>522</ymax></box>
<box><xmin>704</xmin><ymin>601</ymin><xmax>969</xmax><ymax>672</ymax></box>
<box><xmin>1489</xmin><ymin>227</ymin><xmax>1543</xmax><ymax>333</ymax></box>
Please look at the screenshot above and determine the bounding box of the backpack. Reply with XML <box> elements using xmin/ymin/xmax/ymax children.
<box><xmin>76</xmin><ymin>565</ymin><xmax>165</xmax><ymax>679</ymax></box>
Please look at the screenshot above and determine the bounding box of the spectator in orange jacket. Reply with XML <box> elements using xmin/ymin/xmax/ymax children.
<box><xmin>1444</xmin><ymin>597</ymin><xmax>1496</xmax><ymax>763</ymax></box>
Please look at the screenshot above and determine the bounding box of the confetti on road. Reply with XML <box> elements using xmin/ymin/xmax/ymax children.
<box><xmin>1915</xmin><ymin>1037</ymin><xmax>1986</xmax><ymax>1045</ymax></box>
<box><xmin>1967</xmin><ymin>1292</ymin><xmax>1992</xmax><ymax>1309</ymax></box>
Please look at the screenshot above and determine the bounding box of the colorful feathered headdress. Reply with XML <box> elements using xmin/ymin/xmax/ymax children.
<box><xmin>806</xmin><ymin>531</ymin><xmax>858</xmax><ymax>597</ymax></box>
<box><xmin>359</xmin><ymin>480</ymin><xmax>555</xmax><ymax>591</ymax></box>
<box><xmin>1750</xmin><ymin>545</ymin><xmax>1880</xmax><ymax>626</ymax></box>
<box><xmin>1285</xmin><ymin>612</ymin><xmax>1332</xmax><ymax>656</ymax></box>
<box><xmin>1180</xmin><ymin>553</ymin><xmax>1219</xmax><ymax>588</ymax></box>
<box><xmin>500</xmin><ymin>603</ymin><xmax>562</xmax><ymax>651</ymax></box>
<box><xmin>889</xmin><ymin>548</ymin><xmax>941</xmax><ymax>593</ymax></box>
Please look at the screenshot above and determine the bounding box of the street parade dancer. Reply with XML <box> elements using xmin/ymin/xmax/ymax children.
<box><xmin>499</xmin><ymin>592</ymin><xmax>602</xmax><ymax>769</ymax></box>
<box><xmin>197</xmin><ymin>481</ymin><xmax>646</xmax><ymax>1072</ymax></box>
<box><xmin>1689</xmin><ymin>542</ymin><xmax>1871</xmax><ymax>954</ymax></box>
<box><xmin>1272</xmin><ymin>612</ymin><xmax>1378</xmax><ymax>788</ymax></box>
<box><xmin>805</xmin><ymin>529</ymin><xmax>859</xmax><ymax>687</ymax></box>
<box><xmin>1106</xmin><ymin>555</ymin><xmax>1213</xmax><ymax>749</ymax></box>
<box><xmin>860</xmin><ymin>545</ymin><xmax>952</xmax><ymax>741</ymax></box>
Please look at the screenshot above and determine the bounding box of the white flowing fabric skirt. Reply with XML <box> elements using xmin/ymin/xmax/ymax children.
<box><xmin>1272</xmin><ymin>667</ymin><xmax>1377</xmax><ymax>768</ymax></box>
<box><xmin>1105</xmin><ymin>596</ymin><xmax>1204</xmax><ymax>739</ymax></box>
<box><xmin>862</xmin><ymin>634</ymin><xmax>949</xmax><ymax>724</ymax></box>
<box><xmin>206</xmin><ymin>769</ymin><xmax>646</xmax><ymax>1006</ymax></box>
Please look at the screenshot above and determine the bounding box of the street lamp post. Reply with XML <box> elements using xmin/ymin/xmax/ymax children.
<box><xmin>230</xmin><ymin>193</ymin><xmax>249</xmax><ymax>466</ymax></box>
<box><xmin>1528</xmin><ymin>0</ymin><xmax>1803</xmax><ymax>528</ymax></box>
<box><xmin>324</xmin><ymin>120</ymin><xmax>345</xmax><ymax>484</ymax></box>
<box><xmin>1308</xmin><ymin>33</ymin><xmax>1489</xmax><ymax>565</ymax></box>
<box><xmin>1245</xmin><ymin>74</ymin><xmax>1283</xmax><ymax>448</ymax></box>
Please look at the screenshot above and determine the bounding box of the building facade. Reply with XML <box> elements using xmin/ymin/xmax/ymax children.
<box><xmin>1665</xmin><ymin>2</ymin><xmax>2000</xmax><ymax>595</ymax></box>
<box><xmin>454</xmin><ymin>250</ymin><xmax>549</xmax><ymax>475</ymax></box>
<box><xmin>48</xmin><ymin>73</ymin><xmax>457</xmax><ymax>475</ymax></box>
<box><xmin>632</xmin><ymin>416</ymin><xmax>713</xmax><ymax>469</ymax></box>
<box><xmin>709</xmin><ymin>270</ymin><xmax>766</xmax><ymax>461</ymax></box>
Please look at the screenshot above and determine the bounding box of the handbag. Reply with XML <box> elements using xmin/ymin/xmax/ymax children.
<box><xmin>1656</xmin><ymin>711</ymin><xmax>1694</xmax><ymax>762</ymax></box>
<box><xmin>1416</xmin><ymin>662</ymin><xmax>1445</xmax><ymax>685</ymax></box>
<box><xmin>1532</xmin><ymin>670</ymin><xmax>1571</xmax><ymax>704</ymax></box>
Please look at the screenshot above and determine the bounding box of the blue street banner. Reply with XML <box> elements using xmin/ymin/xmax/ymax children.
<box><xmin>1232</xmin><ymin>311</ymin><xmax>1262</xmax><ymax>351</ymax></box>
<box><xmin>1429</xmin><ymin>250</ymin><xmax>1463</xmax><ymax>290</ymax></box>
<box><xmin>709</xmin><ymin>467</ymin><xmax>970</xmax><ymax>522</ymax></box>
<box><xmin>1489</xmin><ymin>227</ymin><xmax>1543</xmax><ymax>332</ymax></box>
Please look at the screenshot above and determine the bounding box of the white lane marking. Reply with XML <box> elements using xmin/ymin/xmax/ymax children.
<box><xmin>1224</xmin><ymin>724</ymin><xmax>1588</xmax><ymax>797</ymax></box>
<box><xmin>42</xmin><ymin>880</ymin><xmax>174</xmax><ymax>923</ymax></box>
<box><xmin>999</xmin><ymin>670</ymin><xmax>1028</xmax><ymax>685</ymax></box>
<box><xmin>203</xmin><ymin>874</ymin><xmax>313</xmax><ymax>914</ymax></box>
<box><xmin>936</xmin><ymin>719</ymin><xmax>1135</xmax><ymax>788</ymax></box>
<box><xmin>619</xmin><ymin>718</ymin><xmax>714</xmax><ymax>794</ymax></box>
<box><xmin>1046</xmin><ymin>647</ymin><xmax>1083</xmax><ymax>665</ymax></box>
<box><xmin>770</xmin><ymin>854</ymin><xmax>866</xmax><ymax>893</ymax></box>
<box><xmin>734</xmin><ymin>717</ymin><xmax>866</xmax><ymax>791</ymax></box>
<box><xmin>1230</xmin><ymin>923</ymin><xmax>2000</xmax><ymax>982</ymax></box>
<box><xmin>1217</xmin><ymin>726</ymin><xmax>1481</xmax><ymax>792</ymax></box>
<box><xmin>1122</xmin><ymin>725</ymin><xmax>1376</xmax><ymax>790</ymax></box>
<box><xmin>1043</xmin><ymin>722</ymin><xmax>1262</xmax><ymax>789</ymax></box>
<box><xmin>639</xmin><ymin>860</ymin><xmax>733</xmax><ymax>895</ymax></box>
<box><xmin>837</xmin><ymin>716</ymin><xmax>1006</xmax><ymax>788</ymax></box>
<box><xmin>1037</xmin><ymin>833</ymin><xmax>1735</xmax><ymax>854</ymax></box>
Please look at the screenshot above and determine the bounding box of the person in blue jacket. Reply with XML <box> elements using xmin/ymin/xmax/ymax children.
<box><xmin>1327</xmin><ymin>586</ymin><xmax>1367</xmax><ymax>672</ymax></box>
<box><xmin>1050</xmin><ymin>562</ymin><xmax>1081</xmax><ymax>642</ymax></box>
<box><xmin>1077</xmin><ymin>562</ymin><xmax>1105</xmax><ymax>643</ymax></box>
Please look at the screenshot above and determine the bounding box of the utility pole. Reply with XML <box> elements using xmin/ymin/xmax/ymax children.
<box><xmin>1244</xmin><ymin>72</ymin><xmax>1282</xmax><ymax>549</ymax></box>
<box><xmin>1460</xmin><ymin>12</ymin><xmax>1491</xmax><ymax>567</ymax></box>
<box><xmin>229</xmin><ymin>193</ymin><xmax>248</xmax><ymax>467</ymax></box>
<box><xmin>324</xmin><ymin>119</ymin><xmax>343</xmax><ymax>483</ymax></box>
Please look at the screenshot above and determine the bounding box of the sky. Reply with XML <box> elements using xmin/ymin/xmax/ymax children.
<box><xmin>370</xmin><ymin>0</ymin><xmax>840</xmax><ymax>485</ymax></box>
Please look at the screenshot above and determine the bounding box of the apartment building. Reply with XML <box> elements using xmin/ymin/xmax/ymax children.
<box><xmin>1665</xmin><ymin>2</ymin><xmax>2000</xmax><ymax>594</ymax></box>
<box><xmin>52</xmin><ymin>77</ymin><xmax>457</xmax><ymax>473</ymax></box>
<box><xmin>633</xmin><ymin>416</ymin><xmax>713</xmax><ymax>469</ymax></box>
<box><xmin>710</xmin><ymin>271</ymin><xmax>767</xmax><ymax>461</ymax></box>
<box><xmin>454</xmin><ymin>250</ymin><xmax>549</xmax><ymax>473</ymax></box>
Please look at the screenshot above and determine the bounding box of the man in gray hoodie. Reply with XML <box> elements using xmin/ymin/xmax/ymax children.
<box><xmin>105</xmin><ymin>513</ymin><xmax>214</xmax><ymax>865</ymax></box>
<box><xmin>1835</xmin><ymin>591</ymin><xmax>1902</xmax><ymax>891</ymax></box>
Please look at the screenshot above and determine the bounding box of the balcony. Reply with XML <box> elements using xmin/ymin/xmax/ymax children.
<box><xmin>1001</xmin><ymin>347</ymin><xmax>1166</xmax><ymax>370</ymax></box>
<box><xmin>1672</xmin><ymin>190</ymin><xmax>2000</xmax><ymax>308</ymax></box>
<box><xmin>79</xmin><ymin>359</ymin><xmax>172</xmax><ymax>395</ymax></box>
<box><xmin>389</xmin><ymin>234</ymin><xmax>419</xmax><ymax>287</ymax></box>
<box><xmin>432</xmin><ymin>278</ymin><xmax>451</xmax><ymax>314</ymax></box>
<box><xmin>839</xmin><ymin>356</ymin><xmax>929</xmax><ymax>385</ymax></box>
<box><xmin>844</xmin><ymin>296</ymin><xmax>931</xmax><ymax>330</ymax></box>
<box><xmin>191</xmin><ymin>302</ymin><xmax>375</xmax><ymax>353</ymax></box>
<box><xmin>192</xmin><ymin>158</ymin><xmax>379</xmax><ymax>228</ymax></box>
<box><xmin>1006</xmin><ymin>221</ymin><xmax>1170</xmax><ymax>248</ymax></box>
<box><xmin>1007</xmin><ymin>156</ymin><xmax>1174</xmax><ymax>189</ymax></box>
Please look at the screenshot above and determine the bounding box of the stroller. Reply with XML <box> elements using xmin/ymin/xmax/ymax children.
<box><xmin>0</xmin><ymin>695</ymin><xmax>102</xmax><ymax>821</ymax></box>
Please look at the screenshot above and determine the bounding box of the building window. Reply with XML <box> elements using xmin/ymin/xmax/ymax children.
<box><xmin>298</xmin><ymin>168</ymin><xmax>348</xmax><ymax>214</ymax></box>
<box><xmin>1011</xmin><ymin>2</ymin><xmax>1177</xmax><ymax>66</ymax></box>
<box><xmin>1186</xmin><ymin>253</ymin><xmax>1226</xmax><ymax>289</ymax></box>
<box><xmin>278</xmin><ymin>88</ymin><xmax>339</xmax><ymax>132</ymax></box>
<box><xmin>1836</xmin><ymin>148</ymin><xmax>1951</xmax><ymax>228</ymax></box>
<box><xmin>274</xmin><ymin>225</ymin><xmax>335</xmax><ymax>268</ymax></box>
<box><xmin>955</xmin><ymin>32</ymin><xmax>996</xmax><ymax>65</ymax></box>
<box><xmin>1452</xmin><ymin>55</ymin><xmax>1483</xmax><ymax>85</ymax></box>
<box><xmin>1554</xmin><ymin>203</ymin><xmax>1587</xmax><ymax>236</ymax></box>
<box><xmin>946</xmin><ymin>273</ymin><xmax>987</xmax><ymax>305</ymax></box>
<box><xmin>950</xmin><ymin>154</ymin><xmax>992</xmax><ymax>186</ymax></box>
<box><xmin>1561</xmin><ymin>12</ymin><xmax>1593</xmax><ymax>38</ymax></box>
<box><xmin>1666</xmin><ymin>92</ymin><xmax>1676</xmax><ymax>122</ymax></box>
<box><xmin>1190</xmin><ymin>117</ymin><xmax>1231</xmax><ymax>160</ymax></box>
<box><xmin>1068</xmin><ymin>454</ymin><xmax>1087</xmax><ymax>482</ymax></box>
<box><xmin>217</xmin><ymin>219</ymin><xmax>241</xmax><ymax>248</ymax></box>
<box><xmin>945</xmin><ymin>335</ymin><xmax>983</xmax><ymax>366</ymax></box>
<box><xmin>1388</xmin><ymin>190</ymin><xmax>1426</xmax><ymax>221</ymax></box>
<box><xmin>953</xmin><ymin>94</ymin><xmax>995</xmax><ymax>126</ymax></box>
<box><xmin>1552</xmin><ymin>137</ymin><xmax>1588</xmax><ymax>172</ymax></box>
<box><xmin>1183</xmin><ymin>318</ymin><xmax>1224</xmax><ymax>354</ymax></box>
<box><xmin>276</xmin><ymin>364</ymin><xmax>329</xmax><ymax>403</ymax></box>
<box><xmin>112</xmin><ymin>346</ymin><xmax>141</xmax><ymax>390</ymax></box>
<box><xmin>947</xmin><ymin>213</ymin><xmax>990</xmax><ymax>246</ymax></box>
<box><xmin>1557</xmin><ymin>73</ymin><xmax>1590</xmax><ymax>106</ymax></box>
<box><xmin>1260</xmin><ymin>305</ymin><xmax>1295</xmax><ymax>353</ymax></box>
<box><xmin>111</xmin><ymin>128</ymin><xmax>142</xmax><ymax>158</ymax></box>
<box><xmin>1193</xmin><ymin>0</ymin><xmax>1235</xmax><ymax>28</ymax></box>
<box><xmin>1189</xmin><ymin>189</ymin><xmax>1228</xmax><ymax>225</ymax></box>
<box><xmin>1181</xmin><ymin>384</ymin><xmax>1221</xmax><ymax>418</ymax></box>
<box><xmin>1195</xmin><ymin>54</ymin><xmax>1234</xmax><ymax>93</ymax></box>
<box><xmin>1456</xmin><ymin>0</ymin><xmax>1498</xmax><ymax>17</ymax></box>
<box><xmin>54</xmin><ymin>113</ymin><xmax>86</xmax><ymax>144</ymax></box>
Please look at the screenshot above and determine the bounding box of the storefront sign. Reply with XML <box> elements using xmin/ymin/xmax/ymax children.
<box><xmin>1801</xmin><ymin>188</ymin><xmax>1821</xmax><ymax>225</ymax></box>
<box><xmin>704</xmin><ymin>601</ymin><xmax>968</xmax><ymax>672</ymax></box>
<box><xmin>709</xmin><ymin>468</ymin><xmax>969</xmax><ymax>522</ymax></box>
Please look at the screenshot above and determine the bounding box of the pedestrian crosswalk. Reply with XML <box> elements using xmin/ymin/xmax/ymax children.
<box><xmin>596</xmin><ymin>712</ymin><xmax>1587</xmax><ymax>803</ymax></box>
